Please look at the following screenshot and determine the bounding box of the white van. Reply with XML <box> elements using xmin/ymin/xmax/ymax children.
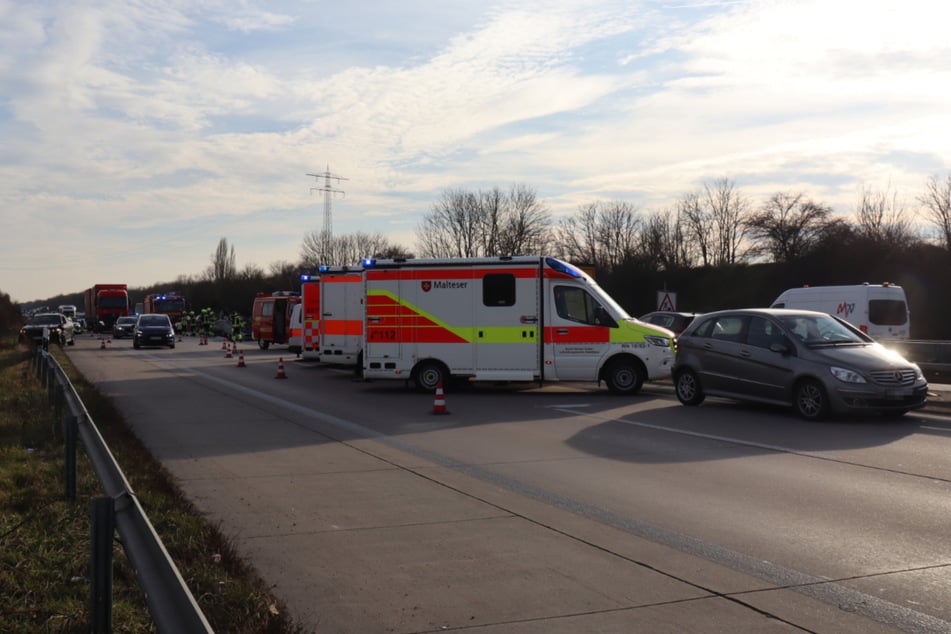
<box><xmin>287</xmin><ymin>303</ymin><xmax>303</xmax><ymax>356</ymax></box>
<box><xmin>770</xmin><ymin>283</ymin><xmax>910</xmax><ymax>341</ymax></box>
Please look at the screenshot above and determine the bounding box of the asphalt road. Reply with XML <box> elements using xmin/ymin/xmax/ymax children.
<box><xmin>65</xmin><ymin>334</ymin><xmax>951</xmax><ymax>633</ymax></box>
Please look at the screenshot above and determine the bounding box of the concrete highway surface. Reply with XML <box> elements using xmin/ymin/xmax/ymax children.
<box><xmin>65</xmin><ymin>334</ymin><xmax>951</xmax><ymax>633</ymax></box>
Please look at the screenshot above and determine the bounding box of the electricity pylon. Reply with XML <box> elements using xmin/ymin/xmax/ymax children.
<box><xmin>306</xmin><ymin>167</ymin><xmax>347</xmax><ymax>263</ymax></box>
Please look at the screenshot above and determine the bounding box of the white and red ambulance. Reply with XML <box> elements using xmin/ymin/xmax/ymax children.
<box><xmin>298</xmin><ymin>275</ymin><xmax>320</xmax><ymax>360</ymax></box>
<box><xmin>357</xmin><ymin>256</ymin><xmax>675</xmax><ymax>393</ymax></box>
<box><xmin>316</xmin><ymin>265</ymin><xmax>365</xmax><ymax>367</ymax></box>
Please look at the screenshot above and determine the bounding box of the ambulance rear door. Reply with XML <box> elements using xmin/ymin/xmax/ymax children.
<box><xmin>320</xmin><ymin>271</ymin><xmax>365</xmax><ymax>364</ymax></box>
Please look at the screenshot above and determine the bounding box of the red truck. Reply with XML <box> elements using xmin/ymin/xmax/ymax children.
<box><xmin>84</xmin><ymin>284</ymin><xmax>130</xmax><ymax>333</ymax></box>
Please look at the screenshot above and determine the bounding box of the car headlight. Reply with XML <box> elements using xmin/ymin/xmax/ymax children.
<box><xmin>830</xmin><ymin>366</ymin><xmax>866</xmax><ymax>384</ymax></box>
<box><xmin>644</xmin><ymin>335</ymin><xmax>672</xmax><ymax>348</ymax></box>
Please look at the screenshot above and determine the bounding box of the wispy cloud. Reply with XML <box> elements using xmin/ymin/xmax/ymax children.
<box><xmin>1</xmin><ymin>0</ymin><xmax>949</xmax><ymax>301</ymax></box>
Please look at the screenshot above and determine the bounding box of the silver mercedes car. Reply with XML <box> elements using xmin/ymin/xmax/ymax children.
<box><xmin>672</xmin><ymin>308</ymin><xmax>928</xmax><ymax>419</ymax></box>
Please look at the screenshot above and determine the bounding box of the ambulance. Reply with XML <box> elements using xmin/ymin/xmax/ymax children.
<box><xmin>359</xmin><ymin>256</ymin><xmax>675</xmax><ymax>393</ymax></box>
<box><xmin>298</xmin><ymin>276</ymin><xmax>321</xmax><ymax>360</ymax></box>
<box><xmin>770</xmin><ymin>283</ymin><xmax>910</xmax><ymax>341</ymax></box>
<box><xmin>317</xmin><ymin>265</ymin><xmax>365</xmax><ymax>368</ymax></box>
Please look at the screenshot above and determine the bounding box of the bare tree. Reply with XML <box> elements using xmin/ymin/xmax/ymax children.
<box><xmin>416</xmin><ymin>188</ymin><xmax>482</xmax><ymax>258</ymax></box>
<box><xmin>704</xmin><ymin>178</ymin><xmax>751</xmax><ymax>265</ymax></box>
<box><xmin>745</xmin><ymin>192</ymin><xmax>836</xmax><ymax>262</ymax></box>
<box><xmin>554</xmin><ymin>201</ymin><xmax>642</xmax><ymax>272</ymax></box>
<box><xmin>496</xmin><ymin>184</ymin><xmax>553</xmax><ymax>255</ymax></box>
<box><xmin>678</xmin><ymin>192</ymin><xmax>709</xmax><ymax>266</ymax></box>
<box><xmin>918</xmin><ymin>173</ymin><xmax>951</xmax><ymax>250</ymax></box>
<box><xmin>206</xmin><ymin>237</ymin><xmax>237</xmax><ymax>281</ymax></box>
<box><xmin>301</xmin><ymin>231</ymin><xmax>401</xmax><ymax>268</ymax></box>
<box><xmin>416</xmin><ymin>185</ymin><xmax>551</xmax><ymax>258</ymax></box>
<box><xmin>855</xmin><ymin>184</ymin><xmax>914</xmax><ymax>247</ymax></box>
<box><xmin>640</xmin><ymin>208</ymin><xmax>695</xmax><ymax>270</ymax></box>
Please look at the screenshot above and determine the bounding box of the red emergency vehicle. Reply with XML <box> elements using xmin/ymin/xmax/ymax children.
<box><xmin>251</xmin><ymin>291</ymin><xmax>301</xmax><ymax>349</ymax></box>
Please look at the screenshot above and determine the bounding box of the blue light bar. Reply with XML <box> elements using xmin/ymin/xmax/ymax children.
<box><xmin>361</xmin><ymin>258</ymin><xmax>376</xmax><ymax>268</ymax></box>
<box><xmin>301</xmin><ymin>273</ymin><xmax>313</xmax><ymax>281</ymax></box>
<box><xmin>545</xmin><ymin>257</ymin><xmax>582</xmax><ymax>278</ymax></box>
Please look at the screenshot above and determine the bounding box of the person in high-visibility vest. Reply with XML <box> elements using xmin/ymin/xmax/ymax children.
<box><xmin>230</xmin><ymin>312</ymin><xmax>245</xmax><ymax>343</ymax></box>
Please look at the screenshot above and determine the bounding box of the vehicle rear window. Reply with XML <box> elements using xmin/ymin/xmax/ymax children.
<box><xmin>868</xmin><ymin>299</ymin><xmax>907</xmax><ymax>325</ymax></box>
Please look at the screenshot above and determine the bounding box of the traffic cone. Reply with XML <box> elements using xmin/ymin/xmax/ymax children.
<box><xmin>100</xmin><ymin>338</ymin><xmax>106</xmax><ymax>350</ymax></box>
<box><xmin>432</xmin><ymin>381</ymin><xmax>449</xmax><ymax>415</ymax></box>
<box><xmin>236</xmin><ymin>349</ymin><xmax>246</xmax><ymax>368</ymax></box>
<box><xmin>275</xmin><ymin>357</ymin><xmax>288</xmax><ymax>379</ymax></box>
<box><xmin>221</xmin><ymin>338</ymin><xmax>227</xmax><ymax>350</ymax></box>
<box><xmin>225</xmin><ymin>343</ymin><xmax>233</xmax><ymax>359</ymax></box>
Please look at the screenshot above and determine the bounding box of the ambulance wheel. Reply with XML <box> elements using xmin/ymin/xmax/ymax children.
<box><xmin>604</xmin><ymin>358</ymin><xmax>645</xmax><ymax>395</ymax></box>
<box><xmin>413</xmin><ymin>361</ymin><xmax>448</xmax><ymax>393</ymax></box>
<box><xmin>258</xmin><ymin>339</ymin><xmax>270</xmax><ymax>350</ymax></box>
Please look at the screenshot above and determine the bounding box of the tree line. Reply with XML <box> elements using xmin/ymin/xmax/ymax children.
<box><xmin>16</xmin><ymin>173</ymin><xmax>951</xmax><ymax>338</ymax></box>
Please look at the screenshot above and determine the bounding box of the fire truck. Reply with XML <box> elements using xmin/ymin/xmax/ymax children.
<box><xmin>143</xmin><ymin>292</ymin><xmax>187</xmax><ymax>331</ymax></box>
<box><xmin>298</xmin><ymin>275</ymin><xmax>320</xmax><ymax>360</ymax></box>
<box><xmin>316</xmin><ymin>265</ymin><xmax>365</xmax><ymax>367</ymax></box>
<box><xmin>251</xmin><ymin>291</ymin><xmax>301</xmax><ymax>349</ymax></box>
<box><xmin>342</xmin><ymin>256</ymin><xmax>675</xmax><ymax>393</ymax></box>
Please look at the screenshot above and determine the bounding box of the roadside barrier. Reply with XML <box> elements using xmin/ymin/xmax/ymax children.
<box><xmin>30</xmin><ymin>346</ymin><xmax>213</xmax><ymax>633</ymax></box>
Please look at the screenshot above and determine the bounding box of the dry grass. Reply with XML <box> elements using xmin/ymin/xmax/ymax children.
<box><xmin>0</xmin><ymin>335</ymin><xmax>303</xmax><ymax>633</ymax></box>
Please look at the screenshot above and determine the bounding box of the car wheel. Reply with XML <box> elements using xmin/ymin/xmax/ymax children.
<box><xmin>413</xmin><ymin>360</ymin><xmax>448</xmax><ymax>392</ymax></box>
<box><xmin>675</xmin><ymin>368</ymin><xmax>705</xmax><ymax>406</ymax></box>
<box><xmin>258</xmin><ymin>339</ymin><xmax>270</xmax><ymax>350</ymax></box>
<box><xmin>794</xmin><ymin>379</ymin><xmax>829</xmax><ymax>420</ymax></box>
<box><xmin>604</xmin><ymin>358</ymin><xmax>645</xmax><ymax>395</ymax></box>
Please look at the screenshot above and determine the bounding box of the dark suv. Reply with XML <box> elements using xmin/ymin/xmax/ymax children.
<box><xmin>19</xmin><ymin>313</ymin><xmax>75</xmax><ymax>346</ymax></box>
<box><xmin>132</xmin><ymin>314</ymin><xmax>176</xmax><ymax>349</ymax></box>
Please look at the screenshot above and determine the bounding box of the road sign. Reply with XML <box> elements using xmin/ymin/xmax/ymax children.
<box><xmin>657</xmin><ymin>291</ymin><xmax>676</xmax><ymax>311</ymax></box>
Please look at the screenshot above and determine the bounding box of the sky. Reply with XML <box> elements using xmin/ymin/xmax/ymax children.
<box><xmin>2</xmin><ymin>0</ymin><xmax>950</xmax><ymax>304</ymax></box>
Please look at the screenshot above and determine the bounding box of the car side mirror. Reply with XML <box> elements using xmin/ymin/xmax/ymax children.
<box><xmin>769</xmin><ymin>342</ymin><xmax>790</xmax><ymax>355</ymax></box>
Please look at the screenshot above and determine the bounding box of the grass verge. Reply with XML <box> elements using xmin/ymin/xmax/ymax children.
<box><xmin>0</xmin><ymin>333</ymin><xmax>304</xmax><ymax>633</ymax></box>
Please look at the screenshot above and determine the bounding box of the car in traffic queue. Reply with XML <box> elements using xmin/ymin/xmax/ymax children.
<box><xmin>19</xmin><ymin>312</ymin><xmax>75</xmax><ymax>346</ymax></box>
<box><xmin>132</xmin><ymin>313</ymin><xmax>176</xmax><ymax>349</ymax></box>
<box><xmin>671</xmin><ymin>308</ymin><xmax>928</xmax><ymax>420</ymax></box>
<box><xmin>639</xmin><ymin>311</ymin><xmax>702</xmax><ymax>335</ymax></box>
<box><xmin>112</xmin><ymin>315</ymin><xmax>138</xmax><ymax>338</ymax></box>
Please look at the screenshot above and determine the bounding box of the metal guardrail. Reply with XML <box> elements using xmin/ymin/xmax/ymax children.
<box><xmin>889</xmin><ymin>340</ymin><xmax>951</xmax><ymax>379</ymax></box>
<box><xmin>32</xmin><ymin>346</ymin><xmax>213</xmax><ymax>633</ymax></box>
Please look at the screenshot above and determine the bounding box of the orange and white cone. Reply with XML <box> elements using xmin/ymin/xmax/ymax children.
<box><xmin>221</xmin><ymin>338</ymin><xmax>228</xmax><ymax>350</ymax></box>
<box><xmin>236</xmin><ymin>350</ymin><xmax>246</xmax><ymax>368</ymax></box>
<box><xmin>224</xmin><ymin>343</ymin><xmax>233</xmax><ymax>359</ymax></box>
<box><xmin>275</xmin><ymin>357</ymin><xmax>288</xmax><ymax>379</ymax></box>
<box><xmin>100</xmin><ymin>338</ymin><xmax>106</xmax><ymax>350</ymax></box>
<box><xmin>432</xmin><ymin>381</ymin><xmax>449</xmax><ymax>415</ymax></box>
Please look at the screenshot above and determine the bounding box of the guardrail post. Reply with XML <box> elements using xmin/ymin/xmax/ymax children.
<box><xmin>54</xmin><ymin>383</ymin><xmax>64</xmax><ymax>430</ymax></box>
<box><xmin>91</xmin><ymin>496</ymin><xmax>115</xmax><ymax>633</ymax></box>
<box><xmin>64</xmin><ymin>415</ymin><xmax>78</xmax><ymax>501</ymax></box>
